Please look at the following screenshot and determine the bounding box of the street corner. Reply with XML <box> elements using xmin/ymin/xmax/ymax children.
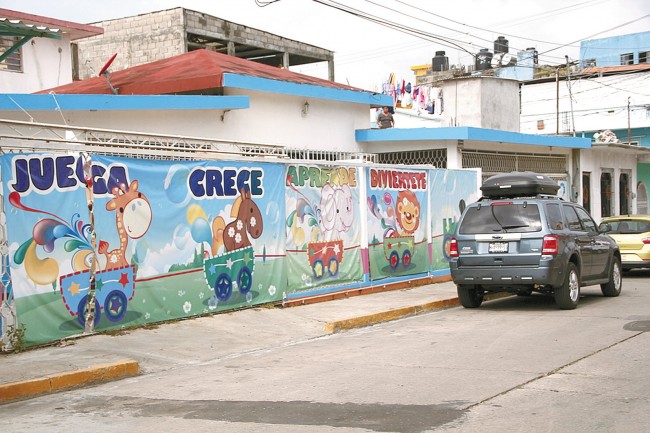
<box><xmin>0</xmin><ymin>359</ymin><xmax>140</xmax><ymax>404</ymax></box>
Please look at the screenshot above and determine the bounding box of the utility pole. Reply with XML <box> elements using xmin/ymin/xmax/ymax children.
<box><xmin>556</xmin><ymin>67</ymin><xmax>560</xmax><ymax>135</ymax></box>
<box><xmin>628</xmin><ymin>97</ymin><xmax>631</xmax><ymax>144</ymax></box>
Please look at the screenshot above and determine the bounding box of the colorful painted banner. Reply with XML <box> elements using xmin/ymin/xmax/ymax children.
<box><xmin>429</xmin><ymin>169</ymin><xmax>480</xmax><ymax>271</ymax></box>
<box><xmin>1</xmin><ymin>151</ymin><xmax>481</xmax><ymax>348</ymax></box>
<box><xmin>284</xmin><ymin>164</ymin><xmax>362</xmax><ymax>294</ymax></box>
<box><xmin>1</xmin><ymin>153</ymin><xmax>286</xmax><ymax>346</ymax></box>
<box><xmin>366</xmin><ymin>167</ymin><xmax>429</xmax><ymax>280</ymax></box>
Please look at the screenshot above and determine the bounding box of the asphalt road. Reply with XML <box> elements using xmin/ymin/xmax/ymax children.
<box><xmin>2</xmin><ymin>270</ymin><xmax>649</xmax><ymax>433</ymax></box>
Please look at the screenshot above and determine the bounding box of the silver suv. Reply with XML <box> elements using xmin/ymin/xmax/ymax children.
<box><xmin>449</xmin><ymin>172</ymin><xmax>622</xmax><ymax>309</ymax></box>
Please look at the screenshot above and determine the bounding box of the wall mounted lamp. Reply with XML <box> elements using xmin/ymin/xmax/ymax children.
<box><xmin>301</xmin><ymin>101</ymin><xmax>310</xmax><ymax>117</ymax></box>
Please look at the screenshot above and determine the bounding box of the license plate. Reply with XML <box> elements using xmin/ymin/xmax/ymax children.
<box><xmin>489</xmin><ymin>242</ymin><xmax>508</xmax><ymax>253</ymax></box>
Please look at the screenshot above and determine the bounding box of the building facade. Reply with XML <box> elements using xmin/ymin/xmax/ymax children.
<box><xmin>0</xmin><ymin>9</ymin><xmax>102</xmax><ymax>93</ymax></box>
<box><xmin>73</xmin><ymin>8</ymin><xmax>335</xmax><ymax>82</ymax></box>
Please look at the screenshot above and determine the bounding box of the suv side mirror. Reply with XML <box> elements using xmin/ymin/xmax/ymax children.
<box><xmin>599</xmin><ymin>222</ymin><xmax>611</xmax><ymax>233</ymax></box>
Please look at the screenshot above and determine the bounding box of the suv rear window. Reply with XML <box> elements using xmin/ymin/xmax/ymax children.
<box><xmin>459</xmin><ymin>203</ymin><xmax>542</xmax><ymax>234</ymax></box>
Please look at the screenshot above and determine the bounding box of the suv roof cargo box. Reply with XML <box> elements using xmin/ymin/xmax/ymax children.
<box><xmin>481</xmin><ymin>172</ymin><xmax>560</xmax><ymax>198</ymax></box>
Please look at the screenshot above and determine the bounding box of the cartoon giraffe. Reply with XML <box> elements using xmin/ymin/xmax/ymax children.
<box><xmin>98</xmin><ymin>180</ymin><xmax>152</xmax><ymax>269</ymax></box>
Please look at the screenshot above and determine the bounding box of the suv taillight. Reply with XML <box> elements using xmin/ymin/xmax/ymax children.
<box><xmin>642</xmin><ymin>237</ymin><xmax>650</xmax><ymax>245</ymax></box>
<box><xmin>542</xmin><ymin>234</ymin><xmax>559</xmax><ymax>254</ymax></box>
<box><xmin>449</xmin><ymin>237</ymin><xmax>459</xmax><ymax>258</ymax></box>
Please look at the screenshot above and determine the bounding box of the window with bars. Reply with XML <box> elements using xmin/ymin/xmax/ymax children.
<box><xmin>640</xmin><ymin>51</ymin><xmax>649</xmax><ymax>64</ymax></box>
<box><xmin>374</xmin><ymin>149</ymin><xmax>447</xmax><ymax>168</ymax></box>
<box><xmin>620</xmin><ymin>52</ymin><xmax>634</xmax><ymax>66</ymax></box>
<box><xmin>0</xmin><ymin>36</ymin><xmax>23</xmax><ymax>72</ymax></box>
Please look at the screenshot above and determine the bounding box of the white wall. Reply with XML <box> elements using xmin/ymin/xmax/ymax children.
<box><xmin>441</xmin><ymin>77</ymin><xmax>520</xmax><ymax>131</ymax></box>
<box><xmin>0</xmin><ymin>36</ymin><xmax>73</xmax><ymax>93</ymax></box>
<box><xmin>520</xmin><ymin>72</ymin><xmax>650</xmax><ymax>137</ymax></box>
<box><xmin>0</xmin><ymin>90</ymin><xmax>372</xmax><ymax>152</ymax></box>
<box><xmin>579</xmin><ymin>147</ymin><xmax>638</xmax><ymax>221</ymax></box>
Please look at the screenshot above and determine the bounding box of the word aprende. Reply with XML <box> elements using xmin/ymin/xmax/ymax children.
<box><xmin>286</xmin><ymin>165</ymin><xmax>357</xmax><ymax>188</ymax></box>
<box><xmin>189</xmin><ymin>167</ymin><xmax>264</xmax><ymax>198</ymax></box>
<box><xmin>369</xmin><ymin>168</ymin><xmax>427</xmax><ymax>190</ymax></box>
<box><xmin>10</xmin><ymin>154</ymin><xmax>129</xmax><ymax>196</ymax></box>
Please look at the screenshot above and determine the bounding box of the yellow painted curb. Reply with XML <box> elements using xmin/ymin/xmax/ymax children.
<box><xmin>324</xmin><ymin>293</ymin><xmax>512</xmax><ymax>333</ymax></box>
<box><xmin>324</xmin><ymin>298</ymin><xmax>460</xmax><ymax>333</ymax></box>
<box><xmin>0</xmin><ymin>359</ymin><xmax>139</xmax><ymax>404</ymax></box>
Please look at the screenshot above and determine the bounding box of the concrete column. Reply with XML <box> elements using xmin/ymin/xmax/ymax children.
<box><xmin>282</xmin><ymin>51</ymin><xmax>290</xmax><ymax>69</ymax></box>
<box><xmin>328</xmin><ymin>60</ymin><xmax>335</xmax><ymax>81</ymax></box>
<box><xmin>227</xmin><ymin>41</ymin><xmax>235</xmax><ymax>56</ymax></box>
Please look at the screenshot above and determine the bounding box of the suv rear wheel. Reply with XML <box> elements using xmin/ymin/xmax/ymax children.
<box><xmin>458</xmin><ymin>285</ymin><xmax>484</xmax><ymax>308</ymax></box>
<box><xmin>601</xmin><ymin>256</ymin><xmax>622</xmax><ymax>297</ymax></box>
<box><xmin>555</xmin><ymin>262</ymin><xmax>580</xmax><ymax>309</ymax></box>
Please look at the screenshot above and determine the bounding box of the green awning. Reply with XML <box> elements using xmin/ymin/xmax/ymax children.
<box><xmin>0</xmin><ymin>17</ymin><xmax>62</xmax><ymax>63</ymax></box>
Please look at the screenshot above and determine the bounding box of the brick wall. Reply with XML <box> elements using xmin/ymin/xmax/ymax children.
<box><xmin>75</xmin><ymin>8</ymin><xmax>186</xmax><ymax>80</ymax></box>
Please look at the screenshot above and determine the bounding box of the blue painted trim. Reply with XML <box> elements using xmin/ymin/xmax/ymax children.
<box><xmin>355</xmin><ymin>126</ymin><xmax>591</xmax><ymax>149</ymax></box>
<box><xmin>0</xmin><ymin>94</ymin><xmax>249</xmax><ymax>111</ymax></box>
<box><xmin>223</xmin><ymin>73</ymin><xmax>392</xmax><ymax>107</ymax></box>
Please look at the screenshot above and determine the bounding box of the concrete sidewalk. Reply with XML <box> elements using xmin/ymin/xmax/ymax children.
<box><xmin>0</xmin><ymin>280</ymin><xmax>463</xmax><ymax>404</ymax></box>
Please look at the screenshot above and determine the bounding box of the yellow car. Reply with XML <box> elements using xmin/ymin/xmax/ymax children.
<box><xmin>599</xmin><ymin>215</ymin><xmax>650</xmax><ymax>271</ymax></box>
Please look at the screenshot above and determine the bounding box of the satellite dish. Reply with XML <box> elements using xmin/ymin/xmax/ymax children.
<box><xmin>98</xmin><ymin>53</ymin><xmax>119</xmax><ymax>95</ymax></box>
<box><xmin>502</xmin><ymin>53</ymin><xmax>516</xmax><ymax>66</ymax></box>
<box><xmin>491</xmin><ymin>53</ymin><xmax>503</xmax><ymax>68</ymax></box>
<box><xmin>98</xmin><ymin>53</ymin><xmax>118</xmax><ymax>77</ymax></box>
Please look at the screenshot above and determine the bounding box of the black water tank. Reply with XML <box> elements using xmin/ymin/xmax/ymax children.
<box><xmin>432</xmin><ymin>51</ymin><xmax>449</xmax><ymax>71</ymax></box>
<box><xmin>494</xmin><ymin>36</ymin><xmax>509</xmax><ymax>54</ymax></box>
<box><xmin>526</xmin><ymin>47</ymin><xmax>539</xmax><ymax>65</ymax></box>
<box><xmin>475</xmin><ymin>48</ymin><xmax>493</xmax><ymax>70</ymax></box>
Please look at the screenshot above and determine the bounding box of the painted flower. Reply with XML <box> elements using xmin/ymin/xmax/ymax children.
<box><xmin>144</xmin><ymin>312</ymin><xmax>150</xmax><ymax>320</ymax></box>
<box><xmin>268</xmin><ymin>285</ymin><xmax>277</xmax><ymax>296</ymax></box>
<box><xmin>250</xmin><ymin>217</ymin><xmax>257</xmax><ymax>227</ymax></box>
<box><xmin>198</xmin><ymin>292</ymin><xmax>205</xmax><ymax>300</ymax></box>
<box><xmin>246</xmin><ymin>292</ymin><xmax>253</xmax><ymax>303</ymax></box>
<box><xmin>236</xmin><ymin>220</ymin><xmax>244</xmax><ymax>230</ymax></box>
<box><xmin>183</xmin><ymin>301</ymin><xmax>192</xmax><ymax>313</ymax></box>
<box><xmin>235</xmin><ymin>233</ymin><xmax>242</xmax><ymax>244</ymax></box>
<box><xmin>228</xmin><ymin>227</ymin><xmax>236</xmax><ymax>238</ymax></box>
<box><xmin>208</xmin><ymin>296</ymin><xmax>218</xmax><ymax>310</ymax></box>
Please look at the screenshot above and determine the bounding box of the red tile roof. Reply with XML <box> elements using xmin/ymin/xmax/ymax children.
<box><xmin>0</xmin><ymin>8</ymin><xmax>103</xmax><ymax>40</ymax></box>
<box><xmin>38</xmin><ymin>49</ymin><xmax>363</xmax><ymax>95</ymax></box>
<box><xmin>581</xmin><ymin>63</ymin><xmax>650</xmax><ymax>74</ymax></box>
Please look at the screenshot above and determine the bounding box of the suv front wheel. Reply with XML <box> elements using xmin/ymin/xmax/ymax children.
<box><xmin>555</xmin><ymin>262</ymin><xmax>580</xmax><ymax>309</ymax></box>
<box><xmin>458</xmin><ymin>285</ymin><xmax>484</xmax><ymax>308</ymax></box>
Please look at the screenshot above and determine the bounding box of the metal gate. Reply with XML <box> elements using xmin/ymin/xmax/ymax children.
<box><xmin>461</xmin><ymin>149</ymin><xmax>568</xmax><ymax>183</ymax></box>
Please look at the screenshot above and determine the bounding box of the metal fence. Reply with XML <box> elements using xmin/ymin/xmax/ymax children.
<box><xmin>374</xmin><ymin>148</ymin><xmax>447</xmax><ymax>168</ymax></box>
<box><xmin>462</xmin><ymin>150</ymin><xmax>567</xmax><ymax>180</ymax></box>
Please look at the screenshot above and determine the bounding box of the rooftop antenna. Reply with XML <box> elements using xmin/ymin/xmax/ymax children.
<box><xmin>98</xmin><ymin>53</ymin><xmax>119</xmax><ymax>95</ymax></box>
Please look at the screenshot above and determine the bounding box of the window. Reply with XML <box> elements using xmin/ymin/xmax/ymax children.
<box><xmin>640</xmin><ymin>51</ymin><xmax>649</xmax><ymax>64</ymax></box>
<box><xmin>601</xmin><ymin>172</ymin><xmax>613</xmax><ymax>218</ymax></box>
<box><xmin>563</xmin><ymin>205</ymin><xmax>582</xmax><ymax>231</ymax></box>
<box><xmin>582</xmin><ymin>172</ymin><xmax>591</xmax><ymax>213</ymax></box>
<box><xmin>574</xmin><ymin>207</ymin><xmax>597</xmax><ymax>233</ymax></box>
<box><xmin>459</xmin><ymin>203</ymin><xmax>542</xmax><ymax>234</ymax></box>
<box><xmin>545</xmin><ymin>203</ymin><xmax>564</xmax><ymax>230</ymax></box>
<box><xmin>0</xmin><ymin>36</ymin><xmax>23</xmax><ymax>72</ymax></box>
<box><xmin>620</xmin><ymin>172</ymin><xmax>630</xmax><ymax>215</ymax></box>
<box><xmin>584</xmin><ymin>58</ymin><xmax>597</xmax><ymax>68</ymax></box>
<box><xmin>620</xmin><ymin>53</ymin><xmax>634</xmax><ymax>65</ymax></box>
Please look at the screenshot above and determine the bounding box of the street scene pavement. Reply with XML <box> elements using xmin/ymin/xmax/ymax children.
<box><xmin>1</xmin><ymin>271</ymin><xmax>649</xmax><ymax>433</ymax></box>
<box><xmin>0</xmin><ymin>280</ymin><xmax>464</xmax><ymax>403</ymax></box>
